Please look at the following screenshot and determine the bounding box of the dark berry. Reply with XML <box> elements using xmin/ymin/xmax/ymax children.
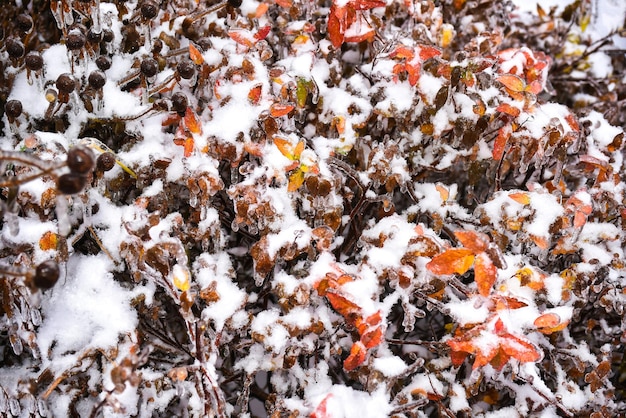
<box><xmin>171</xmin><ymin>92</ymin><xmax>188</xmax><ymax>115</ymax></box>
<box><xmin>57</xmin><ymin>173</ymin><xmax>87</xmax><ymax>194</ymax></box>
<box><xmin>102</xmin><ymin>28</ymin><xmax>114</xmax><ymax>43</ymax></box>
<box><xmin>16</xmin><ymin>14</ymin><xmax>34</xmax><ymax>34</ymax></box>
<box><xmin>67</xmin><ymin>146</ymin><xmax>95</xmax><ymax>175</ymax></box>
<box><xmin>88</xmin><ymin>70</ymin><xmax>107</xmax><ymax>89</ymax></box>
<box><xmin>96</xmin><ymin>55</ymin><xmax>112</xmax><ymax>71</ymax></box>
<box><xmin>87</xmin><ymin>28</ymin><xmax>103</xmax><ymax>44</ymax></box>
<box><xmin>5</xmin><ymin>100</ymin><xmax>23</xmax><ymax>119</ymax></box>
<box><xmin>228</xmin><ymin>0</ymin><xmax>243</xmax><ymax>8</ymax></box>
<box><xmin>140</xmin><ymin>58</ymin><xmax>158</xmax><ymax>78</ymax></box>
<box><xmin>33</xmin><ymin>260</ymin><xmax>60</xmax><ymax>289</ymax></box>
<box><xmin>140</xmin><ymin>1</ymin><xmax>159</xmax><ymax>20</ymax></box>
<box><xmin>96</xmin><ymin>152</ymin><xmax>116</xmax><ymax>172</ymax></box>
<box><xmin>66</xmin><ymin>28</ymin><xmax>86</xmax><ymax>51</ymax></box>
<box><xmin>6</xmin><ymin>38</ymin><xmax>25</xmax><ymax>59</ymax></box>
<box><xmin>25</xmin><ymin>51</ymin><xmax>44</xmax><ymax>71</ymax></box>
<box><xmin>177</xmin><ymin>59</ymin><xmax>195</xmax><ymax>80</ymax></box>
<box><xmin>56</xmin><ymin>73</ymin><xmax>76</xmax><ymax>94</ymax></box>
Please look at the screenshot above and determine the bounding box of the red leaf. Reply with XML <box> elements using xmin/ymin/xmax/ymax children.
<box><xmin>454</xmin><ymin>230</ymin><xmax>489</xmax><ymax>253</ymax></box>
<box><xmin>475</xmin><ymin>252</ymin><xmax>497</xmax><ymax>297</ymax></box>
<box><xmin>418</xmin><ymin>45</ymin><xmax>442</xmax><ymax>60</ymax></box>
<box><xmin>450</xmin><ymin>348</ymin><xmax>469</xmax><ymax>367</ymax></box>
<box><xmin>427</xmin><ymin>248</ymin><xmax>474</xmax><ymax>275</ymax></box>
<box><xmin>492</xmin><ymin>125</ymin><xmax>511</xmax><ymax>160</ymax></box>
<box><xmin>390</xmin><ymin>45</ymin><xmax>415</xmax><ymax>60</ymax></box>
<box><xmin>406</xmin><ymin>62</ymin><xmax>421</xmax><ymax>86</ymax></box>
<box><xmin>344</xmin><ymin>341</ymin><xmax>367</xmax><ymax>371</ymax></box>
<box><xmin>354</xmin><ymin>0</ymin><xmax>386</xmax><ymax>10</ymax></box>
<box><xmin>565</xmin><ymin>113</ymin><xmax>580</xmax><ymax>132</ymax></box>
<box><xmin>310</xmin><ymin>394</ymin><xmax>332</xmax><ymax>418</ymax></box>
<box><xmin>254</xmin><ymin>24</ymin><xmax>272</xmax><ymax>41</ymax></box>
<box><xmin>328</xmin><ymin>6</ymin><xmax>345</xmax><ymax>48</ymax></box>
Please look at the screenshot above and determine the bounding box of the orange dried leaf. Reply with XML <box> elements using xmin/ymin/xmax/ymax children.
<box><xmin>509</xmin><ymin>192</ymin><xmax>530</xmax><ymax>205</ymax></box>
<box><xmin>270</xmin><ymin>102</ymin><xmax>295</xmax><ymax>118</ymax></box>
<box><xmin>494</xmin><ymin>296</ymin><xmax>528</xmax><ymax>311</ymax></box>
<box><xmin>255</xmin><ymin>2</ymin><xmax>269</xmax><ymax>17</ymax></box>
<box><xmin>427</xmin><ymin>248</ymin><xmax>474</xmax><ymax>275</ymax></box>
<box><xmin>531</xmin><ymin>235</ymin><xmax>549</xmax><ymax>250</ymax></box>
<box><xmin>497</xmin><ymin>74</ymin><xmax>525</xmax><ymax>92</ymax></box>
<box><xmin>344</xmin><ymin>341</ymin><xmax>367</xmax><ymax>371</ymax></box>
<box><xmin>435</xmin><ymin>183</ymin><xmax>449</xmax><ymax>201</ymax></box>
<box><xmin>534</xmin><ymin>312</ymin><xmax>561</xmax><ymax>329</ymax></box>
<box><xmin>325</xmin><ymin>291</ymin><xmax>361</xmax><ymax>319</ymax></box>
<box><xmin>499</xmin><ymin>333</ymin><xmax>541</xmax><ymax>363</ymax></box>
<box><xmin>228</xmin><ymin>28</ymin><xmax>255</xmax><ymax>48</ymax></box>
<box><xmin>188</xmin><ymin>43</ymin><xmax>204</xmax><ymax>65</ymax></box>
<box><xmin>496</xmin><ymin>102</ymin><xmax>521</xmax><ymax>117</ymax></box>
<box><xmin>39</xmin><ymin>231</ymin><xmax>58</xmax><ymax>251</ymax></box>
<box><xmin>184</xmin><ymin>108</ymin><xmax>202</xmax><ymax>134</ymax></box>
<box><xmin>274</xmin><ymin>136</ymin><xmax>296</xmax><ymax>160</ymax></box>
<box><xmin>360</xmin><ymin>325</ymin><xmax>383</xmax><ymax>349</ymax></box>
<box><xmin>247</xmin><ymin>84</ymin><xmax>263</xmax><ymax>104</ymax></box>
<box><xmin>454</xmin><ymin>230</ymin><xmax>489</xmax><ymax>253</ymax></box>
<box><xmin>475</xmin><ymin>252</ymin><xmax>497</xmax><ymax>297</ymax></box>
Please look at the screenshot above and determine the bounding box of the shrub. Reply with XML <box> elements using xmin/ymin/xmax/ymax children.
<box><xmin>0</xmin><ymin>0</ymin><xmax>624</xmax><ymax>416</ymax></box>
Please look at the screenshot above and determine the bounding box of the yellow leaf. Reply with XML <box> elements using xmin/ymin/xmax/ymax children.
<box><xmin>172</xmin><ymin>264</ymin><xmax>190</xmax><ymax>292</ymax></box>
<box><xmin>288</xmin><ymin>168</ymin><xmax>305</xmax><ymax>192</ymax></box>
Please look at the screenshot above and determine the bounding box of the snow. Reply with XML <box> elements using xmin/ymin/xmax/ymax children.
<box><xmin>37</xmin><ymin>255</ymin><xmax>139</xmax><ymax>368</ymax></box>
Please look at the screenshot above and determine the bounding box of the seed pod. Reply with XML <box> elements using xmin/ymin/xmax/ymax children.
<box><xmin>6</xmin><ymin>38</ymin><xmax>25</xmax><ymax>59</ymax></box>
<box><xmin>140</xmin><ymin>1</ymin><xmax>159</xmax><ymax>20</ymax></box>
<box><xmin>33</xmin><ymin>260</ymin><xmax>60</xmax><ymax>289</ymax></box>
<box><xmin>56</xmin><ymin>73</ymin><xmax>76</xmax><ymax>94</ymax></box>
<box><xmin>57</xmin><ymin>173</ymin><xmax>87</xmax><ymax>194</ymax></box>
<box><xmin>24</xmin><ymin>51</ymin><xmax>44</xmax><ymax>71</ymax></box>
<box><xmin>88</xmin><ymin>70</ymin><xmax>106</xmax><ymax>89</ymax></box>
<box><xmin>5</xmin><ymin>100</ymin><xmax>23</xmax><ymax>119</ymax></box>
<box><xmin>171</xmin><ymin>92</ymin><xmax>188</xmax><ymax>115</ymax></box>
<box><xmin>87</xmin><ymin>28</ymin><xmax>103</xmax><ymax>44</ymax></box>
<box><xmin>177</xmin><ymin>59</ymin><xmax>195</xmax><ymax>79</ymax></box>
<box><xmin>96</xmin><ymin>56</ymin><xmax>112</xmax><ymax>71</ymax></box>
<box><xmin>16</xmin><ymin>14</ymin><xmax>34</xmax><ymax>34</ymax></box>
<box><xmin>140</xmin><ymin>58</ymin><xmax>158</xmax><ymax>78</ymax></box>
<box><xmin>66</xmin><ymin>28</ymin><xmax>86</xmax><ymax>51</ymax></box>
<box><xmin>96</xmin><ymin>152</ymin><xmax>116</xmax><ymax>172</ymax></box>
<box><xmin>102</xmin><ymin>29</ymin><xmax>114</xmax><ymax>43</ymax></box>
<box><xmin>67</xmin><ymin>146</ymin><xmax>95</xmax><ymax>174</ymax></box>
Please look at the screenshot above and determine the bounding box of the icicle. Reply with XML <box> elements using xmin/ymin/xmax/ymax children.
<box><xmin>56</xmin><ymin>195</ymin><xmax>72</xmax><ymax>236</ymax></box>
